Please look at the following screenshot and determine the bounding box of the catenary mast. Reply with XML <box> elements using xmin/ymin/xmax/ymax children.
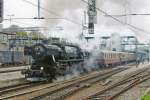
<box><xmin>88</xmin><ymin>0</ymin><xmax>97</xmax><ymax>34</ymax></box>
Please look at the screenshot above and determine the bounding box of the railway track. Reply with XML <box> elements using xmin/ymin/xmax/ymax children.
<box><xmin>0</xmin><ymin>81</ymin><xmax>28</xmax><ymax>91</ymax></box>
<box><xmin>81</xmin><ymin>66</ymin><xmax>150</xmax><ymax>100</ymax></box>
<box><xmin>0</xmin><ymin>68</ymin><xmax>126</xmax><ymax>100</ymax></box>
<box><xmin>0</xmin><ymin>80</ymin><xmax>61</xmax><ymax>100</ymax></box>
<box><xmin>30</xmin><ymin>68</ymin><xmax>126</xmax><ymax>100</ymax></box>
<box><xmin>0</xmin><ymin>82</ymin><xmax>47</xmax><ymax>95</ymax></box>
<box><xmin>106</xmin><ymin>74</ymin><xmax>150</xmax><ymax>100</ymax></box>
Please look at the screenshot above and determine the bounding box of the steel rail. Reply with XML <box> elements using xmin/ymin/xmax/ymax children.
<box><xmin>31</xmin><ymin>68</ymin><xmax>126</xmax><ymax>100</ymax></box>
<box><xmin>81</xmin><ymin>66</ymin><xmax>150</xmax><ymax>100</ymax></box>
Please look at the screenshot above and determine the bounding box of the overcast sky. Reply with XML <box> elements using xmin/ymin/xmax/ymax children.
<box><xmin>2</xmin><ymin>0</ymin><xmax>150</xmax><ymax>42</ymax></box>
<box><xmin>3</xmin><ymin>0</ymin><xmax>38</xmax><ymax>27</ymax></box>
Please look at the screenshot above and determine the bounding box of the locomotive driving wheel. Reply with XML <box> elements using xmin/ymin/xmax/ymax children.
<box><xmin>42</xmin><ymin>64</ymin><xmax>57</xmax><ymax>81</ymax></box>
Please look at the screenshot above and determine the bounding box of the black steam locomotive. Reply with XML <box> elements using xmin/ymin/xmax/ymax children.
<box><xmin>22</xmin><ymin>43</ymin><xmax>90</xmax><ymax>81</ymax></box>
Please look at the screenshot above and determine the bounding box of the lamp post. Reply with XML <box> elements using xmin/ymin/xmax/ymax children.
<box><xmin>7</xmin><ymin>14</ymin><xmax>14</xmax><ymax>25</ymax></box>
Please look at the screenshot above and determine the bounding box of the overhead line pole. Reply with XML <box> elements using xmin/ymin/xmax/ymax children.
<box><xmin>37</xmin><ymin>0</ymin><xmax>40</xmax><ymax>42</ymax></box>
<box><xmin>38</xmin><ymin>0</ymin><xmax>40</xmax><ymax>18</ymax></box>
<box><xmin>81</xmin><ymin>0</ymin><xmax>150</xmax><ymax>35</ymax></box>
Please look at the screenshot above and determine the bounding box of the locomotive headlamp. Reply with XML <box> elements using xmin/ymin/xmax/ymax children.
<box><xmin>40</xmin><ymin>67</ymin><xmax>44</xmax><ymax>70</ymax></box>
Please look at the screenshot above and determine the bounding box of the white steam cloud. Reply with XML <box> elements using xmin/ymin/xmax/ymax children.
<box><xmin>43</xmin><ymin>0</ymin><xmax>150</xmax><ymax>43</ymax></box>
<box><xmin>40</xmin><ymin>0</ymin><xmax>150</xmax><ymax>82</ymax></box>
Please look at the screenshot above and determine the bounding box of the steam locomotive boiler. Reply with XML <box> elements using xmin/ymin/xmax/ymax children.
<box><xmin>22</xmin><ymin>43</ymin><xmax>89</xmax><ymax>81</ymax></box>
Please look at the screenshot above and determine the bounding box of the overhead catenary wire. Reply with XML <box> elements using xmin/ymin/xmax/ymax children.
<box><xmin>2</xmin><ymin>10</ymin><xmax>48</xmax><ymax>33</ymax></box>
<box><xmin>22</xmin><ymin>0</ymin><xmax>83</xmax><ymax>26</ymax></box>
<box><xmin>81</xmin><ymin>0</ymin><xmax>150</xmax><ymax>35</ymax></box>
<box><xmin>3</xmin><ymin>10</ymin><xmax>43</xmax><ymax>28</ymax></box>
<box><xmin>3</xmin><ymin>1</ymin><xmax>84</xmax><ymax>32</ymax></box>
<box><xmin>22</xmin><ymin>0</ymin><xmax>102</xmax><ymax>33</ymax></box>
<box><xmin>4</xmin><ymin>17</ymin><xmax>65</xmax><ymax>20</ymax></box>
<box><xmin>105</xmin><ymin>13</ymin><xmax>150</xmax><ymax>17</ymax></box>
<box><xmin>20</xmin><ymin>0</ymin><xmax>150</xmax><ymax>36</ymax></box>
<box><xmin>3</xmin><ymin>19</ymin><xmax>48</xmax><ymax>32</ymax></box>
<box><xmin>11</xmin><ymin>20</ymin><xmax>38</xmax><ymax>27</ymax></box>
<box><xmin>5</xmin><ymin>19</ymin><xmax>38</xmax><ymax>27</ymax></box>
<box><xmin>29</xmin><ymin>0</ymin><xmax>150</xmax><ymax>35</ymax></box>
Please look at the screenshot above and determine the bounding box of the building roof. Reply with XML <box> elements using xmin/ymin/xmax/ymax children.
<box><xmin>0</xmin><ymin>32</ymin><xmax>16</xmax><ymax>35</ymax></box>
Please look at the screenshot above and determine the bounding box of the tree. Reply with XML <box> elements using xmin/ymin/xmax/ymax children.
<box><xmin>29</xmin><ymin>32</ymin><xmax>46</xmax><ymax>40</ymax></box>
<box><xmin>16</xmin><ymin>31</ymin><xmax>28</xmax><ymax>36</ymax></box>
